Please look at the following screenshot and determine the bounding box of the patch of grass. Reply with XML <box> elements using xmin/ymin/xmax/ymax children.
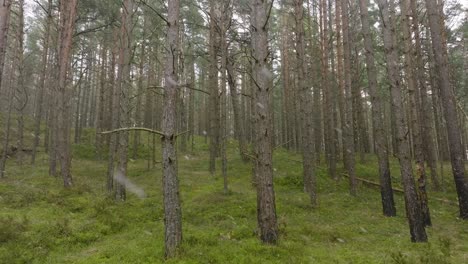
<box><xmin>0</xmin><ymin>137</ymin><xmax>467</xmax><ymax>263</ymax></box>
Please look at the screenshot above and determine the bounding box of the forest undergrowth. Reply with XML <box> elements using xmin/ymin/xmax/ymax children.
<box><xmin>0</xmin><ymin>132</ymin><xmax>467</xmax><ymax>263</ymax></box>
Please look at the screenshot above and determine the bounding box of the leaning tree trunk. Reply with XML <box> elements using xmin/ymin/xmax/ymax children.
<box><xmin>163</xmin><ymin>0</ymin><xmax>182</xmax><ymax>258</ymax></box>
<box><xmin>358</xmin><ymin>0</ymin><xmax>396</xmax><ymax>217</ymax></box>
<box><xmin>377</xmin><ymin>0</ymin><xmax>427</xmax><ymax>242</ymax></box>
<box><xmin>251</xmin><ymin>0</ymin><xmax>278</xmax><ymax>244</ymax></box>
<box><xmin>56</xmin><ymin>0</ymin><xmax>78</xmax><ymax>188</ymax></box>
<box><xmin>425</xmin><ymin>0</ymin><xmax>468</xmax><ymax>219</ymax></box>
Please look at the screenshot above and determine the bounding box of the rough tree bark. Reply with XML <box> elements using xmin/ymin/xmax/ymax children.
<box><xmin>56</xmin><ymin>0</ymin><xmax>78</xmax><ymax>188</ymax></box>
<box><xmin>114</xmin><ymin>0</ymin><xmax>135</xmax><ymax>201</ymax></box>
<box><xmin>251</xmin><ymin>0</ymin><xmax>278</xmax><ymax>244</ymax></box>
<box><xmin>163</xmin><ymin>0</ymin><xmax>183</xmax><ymax>258</ymax></box>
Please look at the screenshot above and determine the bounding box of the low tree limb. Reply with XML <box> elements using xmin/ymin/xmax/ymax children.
<box><xmin>101</xmin><ymin>127</ymin><xmax>165</xmax><ymax>136</ymax></box>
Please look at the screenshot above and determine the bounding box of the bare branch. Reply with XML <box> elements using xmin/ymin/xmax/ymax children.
<box><xmin>101</xmin><ymin>127</ymin><xmax>165</xmax><ymax>136</ymax></box>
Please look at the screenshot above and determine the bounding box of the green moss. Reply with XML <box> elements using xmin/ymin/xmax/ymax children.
<box><xmin>0</xmin><ymin>137</ymin><xmax>466</xmax><ymax>263</ymax></box>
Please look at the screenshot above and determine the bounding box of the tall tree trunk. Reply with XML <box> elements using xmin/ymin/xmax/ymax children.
<box><xmin>410</xmin><ymin>0</ymin><xmax>440</xmax><ymax>191</ymax></box>
<box><xmin>220</xmin><ymin>5</ymin><xmax>229</xmax><ymax>193</ymax></box>
<box><xmin>115</xmin><ymin>0</ymin><xmax>135</xmax><ymax>201</ymax></box>
<box><xmin>14</xmin><ymin>0</ymin><xmax>26</xmax><ymax>165</ymax></box>
<box><xmin>340</xmin><ymin>0</ymin><xmax>357</xmax><ymax>195</ymax></box>
<box><xmin>133</xmin><ymin>22</ymin><xmax>146</xmax><ymax>160</ymax></box>
<box><xmin>401</xmin><ymin>0</ymin><xmax>431</xmax><ymax>226</ymax></box>
<box><xmin>56</xmin><ymin>0</ymin><xmax>78</xmax><ymax>188</ymax></box>
<box><xmin>31</xmin><ymin>0</ymin><xmax>53</xmax><ymax>165</ymax></box>
<box><xmin>208</xmin><ymin>1</ymin><xmax>220</xmax><ymax>175</ymax></box>
<box><xmin>425</xmin><ymin>0</ymin><xmax>468</xmax><ymax>219</ymax></box>
<box><xmin>358</xmin><ymin>0</ymin><xmax>396</xmax><ymax>217</ymax></box>
<box><xmin>227</xmin><ymin>53</ymin><xmax>248</xmax><ymax>161</ymax></box>
<box><xmin>96</xmin><ymin>44</ymin><xmax>108</xmax><ymax>160</ymax></box>
<box><xmin>0</xmin><ymin>68</ymin><xmax>13</xmax><ymax>178</ymax></box>
<box><xmin>107</xmin><ymin>28</ymin><xmax>119</xmax><ymax>193</ymax></box>
<box><xmin>163</xmin><ymin>0</ymin><xmax>182</xmax><ymax>258</ymax></box>
<box><xmin>321</xmin><ymin>0</ymin><xmax>337</xmax><ymax>180</ymax></box>
<box><xmin>0</xmin><ymin>0</ymin><xmax>12</xmax><ymax>94</ymax></box>
<box><xmin>377</xmin><ymin>0</ymin><xmax>427</xmax><ymax>242</ymax></box>
<box><xmin>295</xmin><ymin>0</ymin><xmax>317</xmax><ymax>205</ymax></box>
<box><xmin>251</xmin><ymin>0</ymin><xmax>278</xmax><ymax>244</ymax></box>
<box><xmin>188</xmin><ymin>44</ymin><xmax>195</xmax><ymax>151</ymax></box>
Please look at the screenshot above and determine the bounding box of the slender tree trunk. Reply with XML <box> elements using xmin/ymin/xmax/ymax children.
<box><xmin>163</xmin><ymin>0</ymin><xmax>182</xmax><ymax>258</ymax></box>
<box><xmin>251</xmin><ymin>0</ymin><xmax>278</xmax><ymax>244</ymax></box>
<box><xmin>377</xmin><ymin>0</ymin><xmax>427</xmax><ymax>242</ymax></box>
<box><xmin>0</xmin><ymin>0</ymin><xmax>12</xmax><ymax>94</ymax></box>
<box><xmin>220</xmin><ymin>6</ymin><xmax>229</xmax><ymax>193</ymax></box>
<box><xmin>425</xmin><ymin>0</ymin><xmax>468</xmax><ymax>219</ymax></box>
<box><xmin>31</xmin><ymin>0</ymin><xmax>52</xmax><ymax>165</ymax></box>
<box><xmin>133</xmin><ymin>23</ymin><xmax>146</xmax><ymax>160</ymax></box>
<box><xmin>341</xmin><ymin>0</ymin><xmax>357</xmax><ymax>195</ymax></box>
<box><xmin>322</xmin><ymin>0</ymin><xmax>336</xmax><ymax>180</ymax></box>
<box><xmin>208</xmin><ymin>1</ymin><xmax>220</xmax><ymax>175</ymax></box>
<box><xmin>188</xmin><ymin>44</ymin><xmax>195</xmax><ymax>151</ymax></box>
<box><xmin>96</xmin><ymin>44</ymin><xmax>107</xmax><ymax>160</ymax></box>
<box><xmin>107</xmin><ymin>29</ymin><xmax>119</xmax><ymax>193</ymax></box>
<box><xmin>409</xmin><ymin>0</ymin><xmax>440</xmax><ymax>191</ymax></box>
<box><xmin>311</xmin><ymin>1</ymin><xmax>324</xmax><ymax>165</ymax></box>
<box><xmin>227</xmin><ymin>54</ymin><xmax>248</xmax><ymax>161</ymax></box>
<box><xmin>0</xmin><ymin>69</ymin><xmax>13</xmax><ymax>178</ymax></box>
<box><xmin>294</xmin><ymin>0</ymin><xmax>317</xmax><ymax>205</ymax></box>
<box><xmin>358</xmin><ymin>0</ymin><xmax>396</xmax><ymax>216</ymax></box>
<box><xmin>14</xmin><ymin>0</ymin><xmax>26</xmax><ymax>165</ymax></box>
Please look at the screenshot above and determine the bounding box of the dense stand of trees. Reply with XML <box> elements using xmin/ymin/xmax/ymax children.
<box><xmin>0</xmin><ymin>0</ymin><xmax>467</xmax><ymax>258</ymax></box>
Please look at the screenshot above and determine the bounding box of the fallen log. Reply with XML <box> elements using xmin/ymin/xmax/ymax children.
<box><xmin>341</xmin><ymin>173</ymin><xmax>458</xmax><ymax>206</ymax></box>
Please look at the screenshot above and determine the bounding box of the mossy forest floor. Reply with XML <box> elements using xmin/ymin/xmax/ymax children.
<box><xmin>1</xmin><ymin>132</ymin><xmax>467</xmax><ymax>263</ymax></box>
